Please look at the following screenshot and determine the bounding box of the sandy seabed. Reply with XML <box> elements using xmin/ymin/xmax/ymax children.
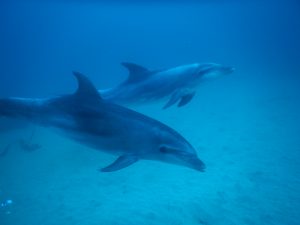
<box><xmin>0</xmin><ymin>75</ymin><xmax>299</xmax><ymax>225</ymax></box>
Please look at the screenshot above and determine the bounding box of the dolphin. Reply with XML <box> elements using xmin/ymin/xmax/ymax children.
<box><xmin>0</xmin><ymin>72</ymin><xmax>205</xmax><ymax>172</ymax></box>
<box><xmin>100</xmin><ymin>62</ymin><xmax>235</xmax><ymax>109</ymax></box>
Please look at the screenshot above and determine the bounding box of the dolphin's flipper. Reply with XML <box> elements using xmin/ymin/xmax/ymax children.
<box><xmin>163</xmin><ymin>91</ymin><xmax>182</xmax><ymax>109</ymax></box>
<box><xmin>177</xmin><ymin>92</ymin><xmax>196</xmax><ymax>107</ymax></box>
<box><xmin>121</xmin><ymin>62</ymin><xmax>151</xmax><ymax>83</ymax></box>
<box><xmin>100</xmin><ymin>154</ymin><xmax>139</xmax><ymax>172</ymax></box>
<box><xmin>163</xmin><ymin>90</ymin><xmax>195</xmax><ymax>109</ymax></box>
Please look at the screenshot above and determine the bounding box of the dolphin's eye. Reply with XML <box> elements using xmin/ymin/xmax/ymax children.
<box><xmin>159</xmin><ymin>146</ymin><xmax>168</xmax><ymax>153</ymax></box>
<box><xmin>159</xmin><ymin>146</ymin><xmax>178</xmax><ymax>154</ymax></box>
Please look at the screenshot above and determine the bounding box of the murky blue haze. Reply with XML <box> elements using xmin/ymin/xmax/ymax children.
<box><xmin>0</xmin><ymin>0</ymin><xmax>299</xmax><ymax>225</ymax></box>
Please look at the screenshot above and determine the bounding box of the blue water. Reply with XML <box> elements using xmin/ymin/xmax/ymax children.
<box><xmin>1</xmin><ymin>0</ymin><xmax>300</xmax><ymax>225</ymax></box>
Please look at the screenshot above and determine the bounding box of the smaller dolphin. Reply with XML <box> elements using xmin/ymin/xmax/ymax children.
<box><xmin>100</xmin><ymin>62</ymin><xmax>234</xmax><ymax>109</ymax></box>
<box><xmin>0</xmin><ymin>73</ymin><xmax>205</xmax><ymax>172</ymax></box>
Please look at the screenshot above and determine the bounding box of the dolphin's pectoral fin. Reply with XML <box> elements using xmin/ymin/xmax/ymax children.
<box><xmin>100</xmin><ymin>155</ymin><xmax>139</xmax><ymax>172</ymax></box>
<box><xmin>163</xmin><ymin>91</ymin><xmax>182</xmax><ymax>109</ymax></box>
<box><xmin>177</xmin><ymin>92</ymin><xmax>196</xmax><ymax>107</ymax></box>
<box><xmin>163</xmin><ymin>90</ymin><xmax>195</xmax><ymax>109</ymax></box>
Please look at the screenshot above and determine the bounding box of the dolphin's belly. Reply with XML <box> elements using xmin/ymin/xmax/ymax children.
<box><xmin>47</xmin><ymin>114</ymin><xmax>156</xmax><ymax>156</ymax></box>
<box><xmin>102</xmin><ymin>66</ymin><xmax>195</xmax><ymax>104</ymax></box>
<box><xmin>50</xmin><ymin>123</ymin><xmax>128</xmax><ymax>155</ymax></box>
<box><xmin>105</xmin><ymin>79</ymin><xmax>186</xmax><ymax>104</ymax></box>
<box><xmin>64</xmin><ymin>130</ymin><xmax>126</xmax><ymax>155</ymax></box>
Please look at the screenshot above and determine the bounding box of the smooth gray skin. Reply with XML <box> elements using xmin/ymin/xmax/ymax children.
<box><xmin>100</xmin><ymin>62</ymin><xmax>235</xmax><ymax>109</ymax></box>
<box><xmin>0</xmin><ymin>72</ymin><xmax>205</xmax><ymax>172</ymax></box>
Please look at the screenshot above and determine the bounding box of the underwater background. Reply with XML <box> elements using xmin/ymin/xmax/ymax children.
<box><xmin>0</xmin><ymin>0</ymin><xmax>300</xmax><ymax>224</ymax></box>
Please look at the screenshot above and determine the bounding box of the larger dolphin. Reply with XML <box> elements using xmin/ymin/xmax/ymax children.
<box><xmin>0</xmin><ymin>72</ymin><xmax>205</xmax><ymax>172</ymax></box>
<box><xmin>100</xmin><ymin>62</ymin><xmax>234</xmax><ymax>109</ymax></box>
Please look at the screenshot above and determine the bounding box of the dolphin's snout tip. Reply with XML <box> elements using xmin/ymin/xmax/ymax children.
<box><xmin>196</xmin><ymin>164</ymin><xmax>206</xmax><ymax>172</ymax></box>
<box><xmin>191</xmin><ymin>159</ymin><xmax>206</xmax><ymax>172</ymax></box>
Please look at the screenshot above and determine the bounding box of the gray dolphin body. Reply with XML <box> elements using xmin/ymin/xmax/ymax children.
<box><xmin>100</xmin><ymin>62</ymin><xmax>234</xmax><ymax>109</ymax></box>
<box><xmin>0</xmin><ymin>73</ymin><xmax>205</xmax><ymax>172</ymax></box>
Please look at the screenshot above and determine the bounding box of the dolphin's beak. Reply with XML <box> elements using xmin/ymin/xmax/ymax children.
<box><xmin>182</xmin><ymin>155</ymin><xmax>206</xmax><ymax>172</ymax></box>
<box><xmin>190</xmin><ymin>158</ymin><xmax>206</xmax><ymax>172</ymax></box>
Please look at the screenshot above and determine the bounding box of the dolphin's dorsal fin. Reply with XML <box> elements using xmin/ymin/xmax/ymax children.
<box><xmin>121</xmin><ymin>62</ymin><xmax>151</xmax><ymax>83</ymax></box>
<box><xmin>72</xmin><ymin>71</ymin><xmax>102</xmax><ymax>103</ymax></box>
<box><xmin>122</xmin><ymin>62</ymin><xmax>149</xmax><ymax>75</ymax></box>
